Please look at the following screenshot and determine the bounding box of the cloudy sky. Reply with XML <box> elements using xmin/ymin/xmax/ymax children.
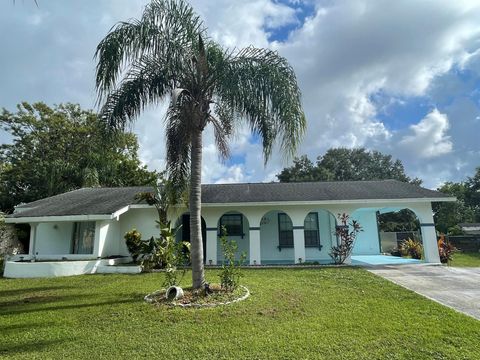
<box><xmin>1</xmin><ymin>0</ymin><xmax>480</xmax><ymax>189</ymax></box>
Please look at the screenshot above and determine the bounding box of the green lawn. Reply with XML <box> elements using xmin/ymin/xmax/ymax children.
<box><xmin>451</xmin><ymin>251</ymin><xmax>480</xmax><ymax>267</ymax></box>
<box><xmin>1</xmin><ymin>268</ymin><xmax>479</xmax><ymax>359</ymax></box>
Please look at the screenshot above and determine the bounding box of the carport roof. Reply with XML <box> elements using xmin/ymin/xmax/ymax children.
<box><xmin>9</xmin><ymin>180</ymin><xmax>454</xmax><ymax>219</ymax></box>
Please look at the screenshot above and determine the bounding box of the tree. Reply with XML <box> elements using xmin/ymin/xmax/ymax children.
<box><xmin>278</xmin><ymin>148</ymin><xmax>422</xmax><ymax>232</ymax></box>
<box><xmin>95</xmin><ymin>0</ymin><xmax>305</xmax><ymax>289</ymax></box>
<box><xmin>0</xmin><ymin>102</ymin><xmax>156</xmax><ymax>212</ymax></box>
<box><xmin>433</xmin><ymin>180</ymin><xmax>477</xmax><ymax>234</ymax></box>
<box><xmin>278</xmin><ymin>148</ymin><xmax>421</xmax><ymax>184</ymax></box>
<box><xmin>465</xmin><ymin>167</ymin><xmax>480</xmax><ymax>220</ymax></box>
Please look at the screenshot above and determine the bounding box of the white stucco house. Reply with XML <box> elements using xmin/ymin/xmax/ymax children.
<box><xmin>3</xmin><ymin>180</ymin><xmax>455</xmax><ymax>278</ymax></box>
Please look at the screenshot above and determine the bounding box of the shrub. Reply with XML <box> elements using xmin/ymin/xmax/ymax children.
<box><xmin>438</xmin><ymin>234</ymin><xmax>457</xmax><ymax>264</ymax></box>
<box><xmin>400</xmin><ymin>238</ymin><xmax>423</xmax><ymax>259</ymax></box>
<box><xmin>124</xmin><ymin>223</ymin><xmax>190</xmax><ymax>286</ymax></box>
<box><xmin>218</xmin><ymin>226</ymin><xmax>246</xmax><ymax>292</ymax></box>
<box><xmin>124</xmin><ymin>229</ymin><xmax>143</xmax><ymax>263</ymax></box>
<box><xmin>156</xmin><ymin>222</ymin><xmax>190</xmax><ymax>288</ymax></box>
<box><xmin>329</xmin><ymin>213</ymin><xmax>362</xmax><ymax>265</ymax></box>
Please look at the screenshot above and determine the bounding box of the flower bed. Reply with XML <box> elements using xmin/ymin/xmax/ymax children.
<box><xmin>144</xmin><ymin>284</ymin><xmax>250</xmax><ymax>308</ymax></box>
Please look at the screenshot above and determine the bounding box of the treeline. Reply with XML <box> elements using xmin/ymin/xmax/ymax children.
<box><xmin>277</xmin><ymin>148</ymin><xmax>480</xmax><ymax>234</ymax></box>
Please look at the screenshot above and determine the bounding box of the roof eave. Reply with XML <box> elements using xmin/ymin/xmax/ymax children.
<box><xmin>5</xmin><ymin>214</ymin><xmax>114</xmax><ymax>224</ymax></box>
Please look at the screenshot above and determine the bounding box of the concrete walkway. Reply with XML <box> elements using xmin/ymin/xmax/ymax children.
<box><xmin>369</xmin><ymin>264</ymin><xmax>480</xmax><ymax>320</ymax></box>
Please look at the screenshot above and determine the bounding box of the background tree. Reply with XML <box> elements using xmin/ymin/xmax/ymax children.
<box><xmin>0</xmin><ymin>102</ymin><xmax>156</xmax><ymax>212</ymax></box>
<box><xmin>278</xmin><ymin>148</ymin><xmax>421</xmax><ymax>184</ymax></box>
<box><xmin>278</xmin><ymin>147</ymin><xmax>422</xmax><ymax>232</ymax></box>
<box><xmin>433</xmin><ymin>172</ymin><xmax>479</xmax><ymax>234</ymax></box>
<box><xmin>95</xmin><ymin>0</ymin><xmax>305</xmax><ymax>289</ymax></box>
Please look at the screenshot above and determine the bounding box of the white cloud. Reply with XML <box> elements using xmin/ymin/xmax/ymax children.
<box><xmin>399</xmin><ymin>109</ymin><xmax>452</xmax><ymax>158</ymax></box>
<box><xmin>1</xmin><ymin>0</ymin><xmax>480</xmax><ymax>189</ymax></box>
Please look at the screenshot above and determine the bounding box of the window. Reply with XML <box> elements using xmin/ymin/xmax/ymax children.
<box><xmin>304</xmin><ymin>212</ymin><xmax>320</xmax><ymax>247</ymax></box>
<box><xmin>72</xmin><ymin>222</ymin><xmax>95</xmax><ymax>254</ymax></box>
<box><xmin>278</xmin><ymin>213</ymin><xmax>293</xmax><ymax>248</ymax></box>
<box><xmin>219</xmin><ymin>214</ymin><xmax>243</xmax><ymax>237</ymax></box>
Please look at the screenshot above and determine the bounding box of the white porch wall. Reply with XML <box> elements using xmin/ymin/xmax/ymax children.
<box><xmin>96</xmin><ymin>219</ymin><xmax>122</xmax><ymax>257</ymax></box>
<box><xmin>35</xmin><ymin>222</ymin><xmax>73</xmax><ymax>255</ymax></box>
<box><xmin>119</xmin><ymin>208</ymin><xmax>158</xmax><ymax>254</ymax></box>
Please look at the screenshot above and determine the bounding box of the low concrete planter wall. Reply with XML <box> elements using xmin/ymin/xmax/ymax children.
<box><xmin>96</xmin><ymin>265</ymin><xmax>142</xmax><ymax>274</ymax></box>
<box><xmin>3</xmin><ymin>257</ymin><xmax>131</xmax><ymax>278</ymax></box>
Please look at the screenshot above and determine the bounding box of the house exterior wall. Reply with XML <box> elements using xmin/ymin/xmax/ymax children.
<box><xmin>216</xmin><ymin>213</ymin><xmax>250</xmax><ymax>263</ymax></box>
<box><xmin>352</xmin><ymin>210</ymin><xmax>381</xmax><ymax>255</ymax></box>
<box><xmin>96</xmin><ymin>220</ymin><xmax>122</xmax><ymax>257</ymax></box>
<box><xmin>12</xmin><ymin>199</ymin><xmax>442</xmax><ymax>266</ymax></box>
<box><xmin>34</xmin><ymin>222</ymin><xmax>73</xmax><ymax>255</ymax></box>
<box><xmin>119</xmin><ymin>208</ymin><xmax>158</xmax><ymax>247</ymax></box>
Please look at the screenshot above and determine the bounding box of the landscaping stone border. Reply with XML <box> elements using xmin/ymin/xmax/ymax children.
<box><xmin>144</xmin><ymin>285</ymin><xmax>250</xmax><ymax>308</ymax></box>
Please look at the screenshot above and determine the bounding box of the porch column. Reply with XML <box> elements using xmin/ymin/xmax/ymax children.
<box><xmin>206</xmin><ymin>228</ymin><xmax>217</xmax><ymax>265</ymax></box>
<box><xmin>93</xmin><ymin>221</ymin><xmax>102</xmax><ymax>258</ymax></box>
<box><xmin>29</xmin><ymin>223</ymin><xmax>38</xmax><ymax>256</ymax></box>
<box><xmin>249</xmin><ymin>227</ymin><xmax>261</xmax><ymax>265</ymax></box>
<box><xmin>420</xmin><ymin>223</ymin><xmax>440</xmax><ymax>263</ymax></box>
<box><xmin>293</xmin><ymin>226</ymin><xmax>306</xmax><ymax>264</ymax></box>
<box><xmin>413</xmin><ymin>203</ymin><xmax>441</xmax><ymax>264</ymax></box>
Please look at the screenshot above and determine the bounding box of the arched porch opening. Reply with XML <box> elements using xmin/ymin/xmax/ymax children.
<box><xmin>216</xmin><ymin>211</ymin><xmax>250</xmax><ymax>263</ymax></box>
<box><xmin>351</xmin><ymin>207</ymin><xmax>422</xmax><ymax>257</ymax></box>
<box><xmin>303</xmin><ymin>209</ymin><xmax>337</xmax><ymax>264</ymax></box>
<box><xmin>259</xmin><ymin>210</ymin><xmax>295</xmax><ymax>264</ymax></box>
<box><xmin>377</xmin><ymin>208</ymin><xmax>422</xmax><ymax>255</ymax></box>
<box><xmin>174</xmin><ymin>213</ymin><xmax>207</xmax><ymax>263</ymax></box>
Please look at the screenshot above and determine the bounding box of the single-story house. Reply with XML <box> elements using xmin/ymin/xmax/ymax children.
<box><xmin>3</xmin><ymin>180</ymin><xmax>455</xmax><ymax>277</ymax></box>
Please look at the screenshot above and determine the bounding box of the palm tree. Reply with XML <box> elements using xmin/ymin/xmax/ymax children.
<box><xmin>95</xmin><ymin>0</ymin><xmax>305</xmax><ymax>289</ymax></box>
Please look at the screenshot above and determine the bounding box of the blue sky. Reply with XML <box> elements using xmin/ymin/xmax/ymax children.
<box><xmin>1</xmin><ymin>0</ymin><xmax>480</xmax><ymax>188</ymax></box>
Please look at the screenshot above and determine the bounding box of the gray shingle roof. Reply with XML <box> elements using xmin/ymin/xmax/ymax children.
<box><xmin>10</xmin><ymin>180</ymin><xmax>452</xmax><ymax>218</ymax></box>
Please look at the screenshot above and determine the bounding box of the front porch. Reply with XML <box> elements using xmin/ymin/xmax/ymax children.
<box><xmin>175</xmin><ymin>201</ymin><xmax>440</xmax><ymax>266</ymax></box>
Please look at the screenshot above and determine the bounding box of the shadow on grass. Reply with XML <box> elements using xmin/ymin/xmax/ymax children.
<box><xmin>0</xmin><ymin>285</ymin><xmax>76</xmax><ymax>297</ymax></box>
<box><xmin>0</xmin><ymin>297</ymin><xmax>141</xmax><ymax>316</ymax></box>
<box><xmin>0</xmin><ymin>339</ymin><xmax>67</xmax><ymax>356</ymax></box>
<box><xmin>1</xmin><ymin>321</ymin><xmax>57</xmax><ymax>335</ymax></box>
<box><xmin>0</xmin><ymin>293</ymin><xmax>96</xmax><ymax>309</ymax></box>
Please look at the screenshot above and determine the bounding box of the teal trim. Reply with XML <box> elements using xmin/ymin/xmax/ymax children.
<box><xmin>249</xmin><ymin>227</ymin><xmax>260</xmax><ymax>231</ymax></box>
<box><xmin>206</xmin><ymin>227</ymin><xmax>217</xmax><ymax>231</ymax></box>
<box><xmin>260</xmin><ymin>259</ymin><xmax>296</xmax><ymax>265</ymax></box>
<box><xmin>420</xmin><ymin>223</ymin><xmax>435</xmax><ymax>227</ymax></box>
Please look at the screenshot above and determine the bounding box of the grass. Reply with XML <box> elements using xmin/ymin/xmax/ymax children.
<box><xmin>1</xmin><ymin>268</ymin><xmax>479</xmax><ymax>359</ymax></box>
<box><xmin>451</xmin><ymin>251</ymin><xmax>480</xmax><ymax>267</ymax></box>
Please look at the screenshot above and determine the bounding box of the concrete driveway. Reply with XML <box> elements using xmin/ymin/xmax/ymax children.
<box><xmin>369</xmin><ymin>264</ymin><xmax>480</xmax><ymax>320</ymax></box>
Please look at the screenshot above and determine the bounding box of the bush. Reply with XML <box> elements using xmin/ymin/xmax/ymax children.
<box><xmin>124</xmin><ymin>223</ymin><xmax>190</xmax><ymax>286</ymax></box>
<box><xmin>438</xmin><ymin>234</ymin><xmax>457</xmax><ymax>264</ymax></box>
<box><xmin>124</xmin><ymin>229</ymin><xmax>143</xmax><ymax>263</ymax></box>
<box><xmin>218</xmin><ymin>226</ymin><xmax>246</xmax><ymax>292</ymax></box>
<box><xmin>400</xmin><ymin>238</ymin><xmax>423</xmax><ymax>259</ymax></box>
<box><xmin>329</xmin><ymin>213</ymin><xmax>362</xmax><ymax>265</ymax></box>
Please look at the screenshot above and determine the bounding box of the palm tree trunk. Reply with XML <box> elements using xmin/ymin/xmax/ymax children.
<box><xmin>190</xmin><ymin>127</ymin><xmax>205</xmax><ymax>289</ymax></box>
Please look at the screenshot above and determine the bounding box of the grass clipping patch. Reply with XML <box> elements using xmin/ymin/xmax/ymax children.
<box><xmin>145</xmin><ymin>284</ymin><xmax>250</xmax><ymax>308</ymax></box>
